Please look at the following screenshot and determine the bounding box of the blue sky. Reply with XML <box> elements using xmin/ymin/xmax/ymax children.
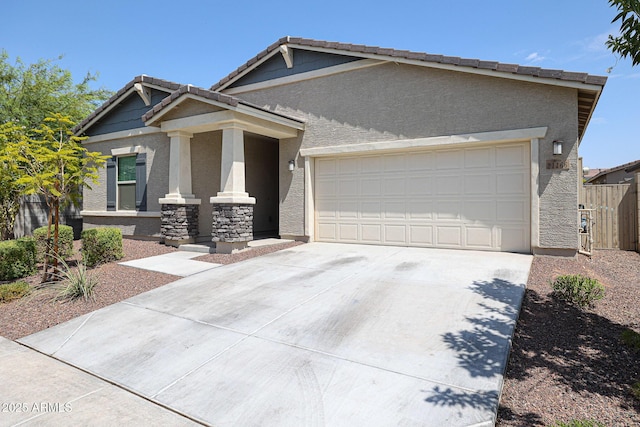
<box><xmin>2</xmin><ymin>0</ymin><xmax>637</xmax><ymax>169</ymax></box>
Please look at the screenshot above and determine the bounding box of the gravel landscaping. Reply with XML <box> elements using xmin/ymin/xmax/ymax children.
<box><xmin>0</xmin><ymin>240</ymin><xmax>638</xmax><ymax>425</ymax></box>
<box><xmin>0</xmin><ymin>238</ymin><xmax>300</xmax><ymax>341</ymax></box>
<box><xmin>497</xmin><ymin>250</ymin><xmax>640</xmax><ymax>426</ymax></box>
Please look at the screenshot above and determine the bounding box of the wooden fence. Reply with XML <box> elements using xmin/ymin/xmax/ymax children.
<box><xmin>580</xmin><ymin>181</ymin><xmax>638</xmax><ymax>250</ymax></box>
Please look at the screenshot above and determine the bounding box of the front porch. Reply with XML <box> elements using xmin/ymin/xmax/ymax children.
<box><xmin>143</xmin><ymin>86</ymin><xmax>304</xmax><ymax>253</ymax></box>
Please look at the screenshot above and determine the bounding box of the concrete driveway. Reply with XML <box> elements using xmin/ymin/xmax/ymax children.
<box><xmin>19</xmin><ymin>243</ymin><xmax>532</xmax><ymax>426</ymax></box>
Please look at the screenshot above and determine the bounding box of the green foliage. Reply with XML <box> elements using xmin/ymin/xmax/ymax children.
<box><xmin>550</xmin><ymin>420</ymin><xmax>605</xmax><ymax>427</ymax></box>
<box><xmin>621</xmin><ymin>328</ymin><xmax>640</xmax><ymax>350</ymax></box>
<box><xmin>33</xmin><ymin>224</ymin><xmax>73</xmax><ymax>262</ymax></box>
<box><xmin>0</xmin><ymin>237</ymin><xmax>37</xmax><ymax>281</ymax></box>
<box><xmin>48</xmin><ymin>257</ymin><xmax>97</xmax><ymax>302</ymax></box>
<box><xmin>0</xmin><ymin>122</ymin><xmax>27</xmax><ymax>240</ymax></box>
<box><xmin>551</xmin><ymin>274</ymin><xmax>605</xmax><ymax>308</ymax></box>
<box><xmin>0</xmin><ymin>280</ymin><xmax>30</xmax><ymax>303</ymax></box>
<box><xmin>81</xmin><ymin>228</ymin><xmax>124</xmax><ymax>267</ymax></box>
<box><xmin>0</xmin><ymin>50</ymin><xmax>111</xmax><ymax>127</ymax></box>
<box><xmin>607</xmin><ymin>0</ymin><xmax>640</xmax><ymax>66</ymax></box>
<box><xmin>632</xmin><ymin>381</ymin><xmax>640</xmax><ymax>401</ymax></box>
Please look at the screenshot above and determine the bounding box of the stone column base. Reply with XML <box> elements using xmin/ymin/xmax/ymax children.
<box><xmin>211</xmin><ymin>204</ymin><xmax>253</xmax><ymax>250</ymax></box>
<box><xmin>161</xmin><ymin>203</ymin><xmax>199</xmax><ymax>247</ymax></box>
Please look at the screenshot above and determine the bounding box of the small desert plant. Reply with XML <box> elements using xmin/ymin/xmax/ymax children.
<box><xmin>33</xmin><ymin>224</ymin><xmax>74</xmax><ymax>262</ymax></box>
<box><xmin>550</xmin><ymin>420</ymin><xmax>605</xmax><ymax>427</ymax></box>
<box><xmin>46</xmin><ymin>256</ymin><xmax>97</xmax><ymax>302</ymax></box>
<box><xmin>0</xmin><ymin>237</ymin><xmax>37</xmax><ymax>281</ymax></box>
<box><xmin>632</xmin><ymin>382</ymin><xmax>640</xmax><ymax>401</ymax></box>
<box><xmin>622</xmin><ymin>328</ymin><xmax>640</xmax><ymax>351</ymax></box>
<box><xmin>0</xmin><ymin>281</ymin><xmax>30</xmax><ymax>303</ymax></box>
<box><xmin>551</xmin><ymin>274</ymin><xmax>605</xmax><ymax>308</ymax></box>
<box><xmin>81</xmin><ymin>227</ymin><xmax>124</xmax><ymax>267</ymax></box>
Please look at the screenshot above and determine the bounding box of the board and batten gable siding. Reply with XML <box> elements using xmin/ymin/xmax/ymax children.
<box><xmin>86</xmin><ymin>88</ymin><xmax>172</xmax><ymax>136</ymax></box>
<box><xmin>231</xmin><ymin>62</ymin><xmax>580</xmax><ymax>251</ymax></box>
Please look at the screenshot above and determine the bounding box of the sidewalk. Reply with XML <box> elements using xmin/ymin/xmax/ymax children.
<box><xmin>0</xmin><ymin>337</ymin><xmax>199</xmax><ymax>426</ymax></box>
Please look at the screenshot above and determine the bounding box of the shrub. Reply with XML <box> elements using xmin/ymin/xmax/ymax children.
<box><xmin>33</xmin><ymin>225</ymin><xmax>74</xmax><ymax>262</ymax></box>
<box><xmin>621</xmin><ymin>328</ymin><xmax>640</xmax><ymax>351</ymax></box>
<box><xmin>0</xmin><ymin>281</ymin><xmax>30</xmax><ymax>303</ymax></box>
<box><xmin>632</xmin><ymin>382</ymin><xmax>640</xmax><ymax>401</ymax></box>
<box><xmin>81</xmin><ymin>227</ymin><xmax>124</xmax><ymax>267</ymax></box>
<box><xmin>550</xmin><ymin>421</ymin><xmax>605</xmax><ymax>427</ymax></box>
<box><xmin>48</xmin><ymin>257</ymin><xmax>97</xmax><ymax>302</ymax></box>
<box><xmin>0</xmin><ymin>237</ymin><xmax>37</xmax><ymax>281</ymax></box>
<box><xmin>551</xmin><ymin>274</ymin><xmax>605</xmax><ymax>308</ymax></box>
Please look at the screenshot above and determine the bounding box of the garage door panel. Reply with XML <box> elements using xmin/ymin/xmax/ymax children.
<box><xmin>465</xmin><ymin>147</ymin><xmax>492</xmax><ymax>168</ymax></box>
<box><xmin>497</xmin><ymin>172</ymin><xmax>526</xmax><ymax>194</ymax></box>
<box><xmin>338</xmin><ymin>224</ymin><xmax>358</xmax><ymax>241</ymax></box>
<box><xmin>464</xmin><ymin>200</ymin><xmax>495</xmax><ymax>222</ymax></box>
<box><xmin>315</xmin><ymin>143</ymin><xmax>530</xmax><ymax>253</ymax></box>
<box><xmin>436</xmin><ymin>150</ymin><xmax>463</xmax><ymax>169</ymax></box>
<box><xmin>409</xmin><ymin>225</ymin><xmax>433</xmax><ymax>245</ymax></box>
<box><xmin>384</xmin><ymin>225</ymin><xmax>406</xmax><ymax>243</ymax></box>
<box><xmin>361</xmin><ymin>224</ymin><xmax>382</xmax><ymax>242</ymax></box>
<box><xmin>436</xmin><ymin>226</ymin><xmax>462</xmax><ymax>246</ymax></box>
<box><xmin>384</xmin><ymin>201</ymin><xmax>406</xmax><ymax>219</ymax></box>
<box><xmin>436</xmin><ymin>175</ymin><xmax>462</xmax><ymax>195</ymax></box>
<box><xmin>360</xmin><ymin>201</ymin><xmax>382</xmax><ymax>219</ymax></box>
<box><xmin>466</xmin><ymin>226</ymin><xmax>494</xmax><ymax>249</ymax></box>
<box><xmin>464</xmin><ymin>174</ymin><xmax>493</xmax><ymax>195</ymax></box>
<box><xmin>496</xmin><ymin>145</ymin><xmax>526</xmax><ymax>167</ymax></box>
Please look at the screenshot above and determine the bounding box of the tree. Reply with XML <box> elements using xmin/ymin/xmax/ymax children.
<box><xmin>0</xmin><ymin>52</ymin><xmax>111</xmax><ymax>239</ymax></box>
<box><xmin>2</xmin><ymin>114</ymin><xmax>108</xmax><ymax>282</ymax></box>
<box><xmin>606</xmin><ymin>0</ymin><xmax>640</xmax><ymax>66</ymax></box>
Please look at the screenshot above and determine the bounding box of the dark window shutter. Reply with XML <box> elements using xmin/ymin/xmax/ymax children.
<box><xmin>106</xmin><ymin>156</ymin><xmax>116</xmax><ymax>211</ymax></box>
<box><xmin>135</xmin><ymin>152</ymin><xmax>147</xmax><ymax>211</ymax></box>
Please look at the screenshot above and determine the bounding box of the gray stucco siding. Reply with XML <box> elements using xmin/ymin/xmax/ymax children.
<box><xmin>230</xmin><ymin>49</ymin><xmax>359</xmax><ymax>89</ymax></box>
<box><xmin>235</xmin><ymin>62</ymin><xmax>581</xmax><ymax>251</ymax></box>
<box><xmin>86</xmin><ymin>89</ymin><xmax>172</xmax><ymax>136</ymax></box>
<box><xmin>83</xmin><ymin>132</ymin><xmax>169</xmax><ymax>216</ymax></box>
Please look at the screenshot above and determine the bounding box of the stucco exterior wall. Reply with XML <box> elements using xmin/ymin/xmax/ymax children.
<box><xmin>191</xmin><ymin>131</ymin><xmax>222</xmax><ymax>238</ymax></box>
<box><xmin>234</xmin><ymin>62</ymin><xmax>580</xmax><ymax>251</ymax></box>
<box><xmin>82</xmin><ymin>131</ymin><xmax>169</xmax><ymax>237</ymax></box>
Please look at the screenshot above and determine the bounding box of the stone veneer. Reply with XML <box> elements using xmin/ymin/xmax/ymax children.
<box><xmin>161</xmin><ymin>204</ymin><xmax>199</xmax><ymax>245</ymax></box>
<box><xmin>211</xmin><ymin>204</ymin><xmax>254</xmax><ymax>243</ymax></box>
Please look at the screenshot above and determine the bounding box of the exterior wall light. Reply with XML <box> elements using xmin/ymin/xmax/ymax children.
<box><xmin>288</xmin><ymin>160</ymin><xmax>295</xmax><ymax>172</ymax></box>
<box><xmin>553</xmin><ymin>140</ymin><xmax>563</xmax><ymax>156</ymax></box>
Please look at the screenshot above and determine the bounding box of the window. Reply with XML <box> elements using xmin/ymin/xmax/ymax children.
<box><xmin>106</xmin><ymin>152</ymin><xmax>147</xmax><ymax>212</ymax></box>
<box><xmin>117</xmin><ymin>156</ymin><xmax>136</xmax><ymax>210</ymax></box>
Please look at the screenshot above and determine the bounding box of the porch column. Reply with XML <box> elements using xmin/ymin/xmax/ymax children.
<box><xmin>159</xmin><ymin>130</ymin><xmax>201</xmax><ymax>246</ymax></box>
<box><xmin>210</xmin><ymin>125</ymin><xmax>256</xmax><ymax>254</ymax></box>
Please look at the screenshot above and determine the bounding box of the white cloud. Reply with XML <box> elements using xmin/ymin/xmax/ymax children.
<box><xmin>525</xmin><ymin>52</ymin><xmax>545</xmax><ymax>63</ymax></box>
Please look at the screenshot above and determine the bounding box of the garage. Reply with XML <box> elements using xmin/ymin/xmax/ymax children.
<box><xmin>314</xmin><ymin>142</ymin><xmax>531</xmax><ymax>253</ymax></box>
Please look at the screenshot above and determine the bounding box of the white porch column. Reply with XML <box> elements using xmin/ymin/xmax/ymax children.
<box><xmin>210</xmin><ymin>125</ymin><xmax>256</xmax><ymax>205</ymax></box>
<box><xmin>159</xmin><ymin>130</ymin><xmax>200</xmax><ymax>204</ymax></box>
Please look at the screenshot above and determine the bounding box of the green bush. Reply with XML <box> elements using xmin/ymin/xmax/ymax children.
<box><xmin>33</xmin><ymin>225</ymin><xmax>74</xmax><ymax>262</ymax></box>
<box><xmin>550</xmin><ymin>420</ymin><xmax>605</xmax><ymax>427</ymax></box>
<box><xmin>621</xmin><ymin>328</ymin><xmax>640</xmax><ymax>351</ymax></box>
<box><xmin>632</xmin><ymin>382</ymin><xmax>640</xmax><ymax>401</ymax></box>
<box><xmin>81</xmin><ymin>227</ymin><xmax>124</xmax><ymax>267</ymax></box>
<box><xmin>0</xmin><ymin>280</ymin><xmax>30</xmax><ymax>303</ymax></box>
<box><xmin>0</xmin><ymin>237</ymin><xmax>37</xmax><ymax>281</ymax></box>
<box><xmin>551</xmin><ymin>274</ymin><xmax>605</xmax><ymax>308</ymax></box>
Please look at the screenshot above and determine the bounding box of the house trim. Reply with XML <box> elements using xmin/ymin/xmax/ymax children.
<box><xmin>299</xmin><ymin>127</ymin><xmax>548</xmax><ymax>157</ymax></box>
<box><xmin>83</xmin><ymin>127</ymin><xmax>162</xmax><ymax>144</ymax></box>
<box><xmin>80</xmin><ymin>210</ymin><xmax>161</xmax><ymax>218</ymax></box>
<box><xmin>223</xmin><ymin>59</ymin><xmax>385</xmax><ymax>95</ymax></box>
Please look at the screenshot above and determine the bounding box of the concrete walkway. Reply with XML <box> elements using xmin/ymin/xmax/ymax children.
<box><xmin>16</xmin><ymin>243</ymin><xmax>532</xmax><ymax>426</ymax></box>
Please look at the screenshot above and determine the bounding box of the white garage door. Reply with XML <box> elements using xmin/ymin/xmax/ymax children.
<box><xmin>314</xmin><ymin>143</ymin><xmax>531</xmax><ymax>252</ymax></box>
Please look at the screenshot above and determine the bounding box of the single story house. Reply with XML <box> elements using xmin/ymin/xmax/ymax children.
<box><xmin>585</xmin><ymin>159</ymin><xmax>640</xmax><ymax>184</ymax></box>
<box><xmin>76</xmin><ymin>37</ymin><xmax>606</xmax><ymax>256</ymax></box>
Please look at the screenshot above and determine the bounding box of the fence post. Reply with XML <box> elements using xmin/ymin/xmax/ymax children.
<box><xmin>636</xmin><ymin>172</ymin><xmax>640</xmax><ymax>253</ymax></box>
